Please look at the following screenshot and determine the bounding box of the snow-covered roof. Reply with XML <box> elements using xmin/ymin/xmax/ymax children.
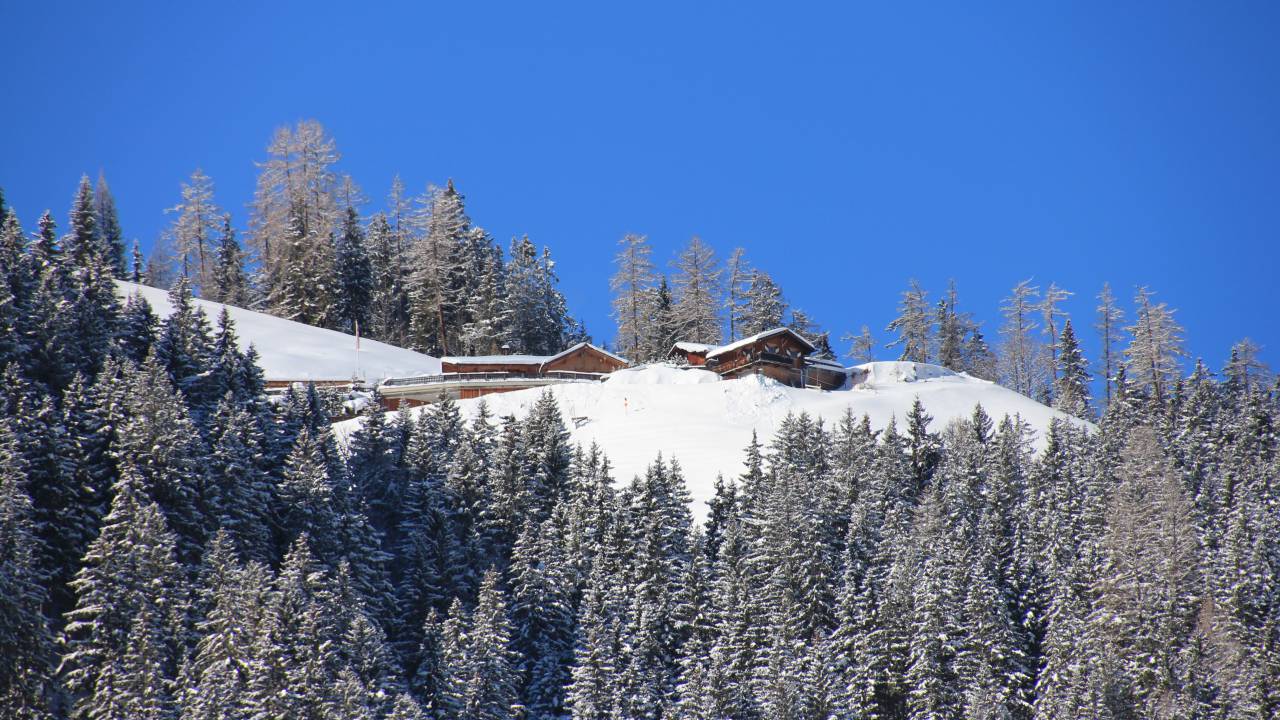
<box><xmin>543</xmin><ymin>341</ymin><xmax>629</xmax><ymax>366</ymax></box>
<box><xmin>115</xmin><ymin>281</ymin><xmax>441</xmax><ymax>382</ymax></box>
<box><xmin>806</xmin><ymin>356</ymin><xmax>847</xmax><ymax>370</ymax></box>
<box><xmin>442</xmin><ymin>342</ymin><xmax>627</xmax><ymax>368</ymax></box>
<box><xmin>442</xmin><ymin>354</ymin><xmax>546</xmax><ymax>365</ymax></box>
<box><xmin>670</xmin><ymin>341</ymin><xmax>719</xmax><ymax>355</ymax></box>
<box><xmin>705</xmin><ymin>327</ymin><xmax>816</xmax><ymax>361</ymax></box>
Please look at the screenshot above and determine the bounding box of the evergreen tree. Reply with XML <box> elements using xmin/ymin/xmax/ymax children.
<box><xmin>366</xmin><ymin>212</ymin><xmax>410</xmax><ymax>345</ymax></box>
<box><xmin>334</xmin><ymin>204</ymin><xmax>373</xmax><ymax>335</ymax></box>
<box><xmin>0</xmin><ymin>421</ymin><xmax>56</xmax><ymax>718</ymax></box>
<box><xmin>64</xmin><ymin>465</ymin><xmax>187</xmax><ymax>718</ymax></box>
<box><xmin>409</xmin><ymin>180</ymin><xmax>469</xmax><ymax>354</ymax></box>
<box><xmin>1053</xmin><ymin>318</ymin><xmax>1092</xmax><ymax>418</ymax></box>
<box><xmin>509</xmin><ymin>519</ymin><xmax>576</xmax><ymax>718</ymax></box>
<box><xmin>117</xmin><ymin>291</ymin><xmax>159</xmax><ymax>363</ymax></box>
<box><xmin>94</xmin><ymin>172</ymin><xmax>126</xmax><ymax>276</ymax></box>
<box><xmin>443</xmin><ymin>571</ymin><xmax>521</xmax><ymax>720</ymax></box>
<box><xmin>207</xmin><ymin>214</ymin><xmax>248</xmax><ymax>306</ymax></box>
<box><xmin>740</xmin><ymin>269</ymin><xmax>785</xmax><ymax>338</ymax></box>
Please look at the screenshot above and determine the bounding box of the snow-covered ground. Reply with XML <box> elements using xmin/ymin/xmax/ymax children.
<box><xmin>338</xmin><ymin>361</ymin><xmax>1089</xmax><ymax>515</ymax></box>
<box><xmin>116</xmin><ymin>281</ymin><xmax>442</xmax><ymax>383</ymax></box>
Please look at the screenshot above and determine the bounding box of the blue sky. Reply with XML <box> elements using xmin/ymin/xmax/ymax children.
<box><xmin>3</xmin><ymin>2</ymin><xmax>1278</xmax><ymax>376</ymax></box>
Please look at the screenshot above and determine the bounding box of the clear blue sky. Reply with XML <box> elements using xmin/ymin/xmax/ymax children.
<box><xmin>4</xmin><ymin>2</ymin><xmax>1278</xmax><ymax>375</ymax></box>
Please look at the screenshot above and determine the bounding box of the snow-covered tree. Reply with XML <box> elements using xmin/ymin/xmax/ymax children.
<box><xmin>1053</xmin><ymin>318</ymin><xmax>1091</xmax><ymax>418</ymax></box>
<box><xmin>670</xmin><ymin>236</ymin><xmax>722</xmax><ymax>344</ymax></box>
<box><xmin>998</xmin><ymin>279</ymin><xmax>1042</xmax><ymax>397</ymax></box>
<box><xmin>724</xmin><ymin>247</ymin><xmax>751</xmax><ymax>342</ymax></box>
<box><xmin>164</xmin><ymin>169</ymin><xmax>222</xmax><ymax>292</ymax></box>
<box><xmin>1094</xmin><ymin>282</ymin><xmax>1125</xmax><ymax>406</ymax></box>
<box><xmin>334</xmin><ymin>204</ymin><xmax>373</xmax><ymax>335</ymax></box>
<box><xmin>885</xmin><ymin>279</ymin><xmax>932</xmax><ymax>363</ymax></box>
<box><xmin>610</xmin><ymin>233</ymin><xmax>657</xmax><ymax>360</ymax></box>
<box><xmin>740</xmin><ymin>270</ymin><xmax>785</xmax><ymax>338</ymax></box>
<box><xmin>843</xmin><ymin>324</ymin><xmax>876</xmax><ymax>363</ymax></box>
<box><xmin>1124</xmin><ymin>286</ymin><xmax>1187</xmax><ymax>403</ymax></box>
<box><xmin>94</xmin><ymin>172</ymin><xmax>126</xmax><ymax>276</ymax></box>
<box><xmin>207</xmin><ymin>214</ymin><xmax>248</xmax><ymax>306</ymax></box>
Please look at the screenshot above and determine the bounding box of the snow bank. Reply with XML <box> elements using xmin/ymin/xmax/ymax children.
<box><xmin>853</xmin><ymin>360</ymin><xmax>968</xmax><ymax>386</ymax></box>
<box><xmin>604</xmin><ymin>364</ymin><xmax>721</xmax><ymax>386</ymax></box>
<box><xmin>116</xmin><ymin>281</ymin><xmax>442</xmax><ymax>383</ymax></box>
<box><xmin>337</xmin><ymin>361</ymin><xmax>1089</xmax><ymax>517</ymax></box>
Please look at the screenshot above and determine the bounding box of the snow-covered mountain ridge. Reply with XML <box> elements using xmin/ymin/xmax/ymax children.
<box><xmin>339</xmin><ymin>361</ymin><xmax>1089</xmax><ymax>515</ymax></box>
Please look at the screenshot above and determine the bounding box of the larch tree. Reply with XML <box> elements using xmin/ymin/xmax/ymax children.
<box><xmin>1094</xmin><ymin>282</ymin><xmax>1125</xmax><ymax>406</ymax></box>
<box><xmin>1036</xmin><ymin>282</ymin><xmax>1073</xmax><ymax>400</ymax></box>
<box><xmin>250</xmin><ymin>120</ymin><xmax>342</xmax><ymax>311</ymax></box>
<box><xmin>998</xmin><ymin>279</ymin><xmax>1041</xmax><ymax>397</ymax></box>
<box><xmin>610</xmin><ymin>233</ymin><xmax>657</xmax><ymax>361</ymax></box>
<box><xmin>165</xmin><ymin>168</ymin><xmax>222</xmax><ymax>292</ymax></box>
<box><xmin>843</xmin><ymin>325</ymin><xmax>876</xmax><ymax>363</ymax></box>
<box><xmin>724</xmin><ymin>247</ymin><xmax>751</xmax><ymax>342</ymax></box>
<box><xmin>885</xmin><ymin>279</ymin><xmax>931</xmax><ymax>364</ymax></box>
<box><xmin>1222</xmin><ymin>337</ymin><xmax>1272</xmax><ymax>395</ymax></box>
<box><xmin>1124</xmin><ymin>286</ymin><xmax>1187</xmax><ymax>404</ymax></box>
<box><xmin>670</xmin><ymin>236</ymin><xmax>723</xmax><ymax>345</ymax></box>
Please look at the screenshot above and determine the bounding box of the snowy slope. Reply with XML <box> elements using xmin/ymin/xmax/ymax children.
<box><xmin>338</xmin><ymin>361</ymin><xmax>1089</xmax><ymax>514</ymax></box>
<box><xmin>116</xmin><ymin>281</ymin><xmax>442</xmax><ymax>383</ymax></box>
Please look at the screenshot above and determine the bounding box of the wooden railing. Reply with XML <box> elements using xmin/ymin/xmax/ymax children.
<box><xmin>381</xmin><ymin>370</ymin><xmax>607</xmax><ymax>388</ymax></box>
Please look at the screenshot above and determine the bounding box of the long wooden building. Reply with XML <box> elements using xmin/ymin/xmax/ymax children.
<box><xmin>378</xmin><ymin>342</ymin><xmax>628</xmax><ymax>407</ymax></box>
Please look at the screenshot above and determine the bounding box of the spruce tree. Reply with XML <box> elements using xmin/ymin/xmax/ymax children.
<box><xmin>334</xmin><ymin>204</ymin><xmax>373</xmax><ymax>335</ymax></box>
<box><xmin>94</xmin><ymin>172</ymin><xmax>126</xmax><ymax>276</ymax></box>
<box><xmin>1052</xmin><ymin>318</ymin><xmax>1092</xmax><ymax>418</ymax></box>
<box><xmin>740</xmin><ymin>269</ymin><xmax>785</xmax><ymax>338</ymax></box>
<box><xmin>64</xmin><ymin>464</ymin><xmax>187</xmax><ymax>717</ymax></box>
<box><xmin>208</xmin><ymin>214</ymin><xmax>248</xmax><ymax>305</ymax></box>
<box><xmin>0</xmin><ymin>420</ymin><xmax>56</xmax><ymax>718</ymax></box>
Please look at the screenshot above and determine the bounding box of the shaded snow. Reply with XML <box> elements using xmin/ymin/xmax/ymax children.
<box><xmin>337</xmin><ymin>361</ymin><xmax>1089</xmax><ymax>516</ymax></box>
<box><xmin>116</xmin><ymin>281</ymin><xmax>442</xmax><ymax>383</ymax></box>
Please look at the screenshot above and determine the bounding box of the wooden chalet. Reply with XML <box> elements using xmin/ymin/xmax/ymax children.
<box><xmin>379</xmin><ymin>342</ymin><xmax>628</xmax><ymax>406</ymax></box>
<box><xmin>696</xmin><ymin>327</ymin><xmax>848</xmax><ymax>390</ymax></box>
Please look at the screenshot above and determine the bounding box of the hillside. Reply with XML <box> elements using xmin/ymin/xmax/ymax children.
<box><xmin>116</xmin><ymin>281</ymin><xmax>442</xmax><ymax>383</ymax></box>
<box><xmin>341</xmin><ymin>361</ymin><xmax>1089</xmax><ymax>514</ymax></box>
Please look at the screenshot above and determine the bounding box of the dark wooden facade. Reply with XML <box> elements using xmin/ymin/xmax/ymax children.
<box><xmin>701</xmin><ymin>328</ymin><xmax>847</xmax><ymax>390</ymax></box>
<box><xmin>381</xmin><ymin>343</ymin><xmax>629</xmax><ymax>407</ymax></box>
